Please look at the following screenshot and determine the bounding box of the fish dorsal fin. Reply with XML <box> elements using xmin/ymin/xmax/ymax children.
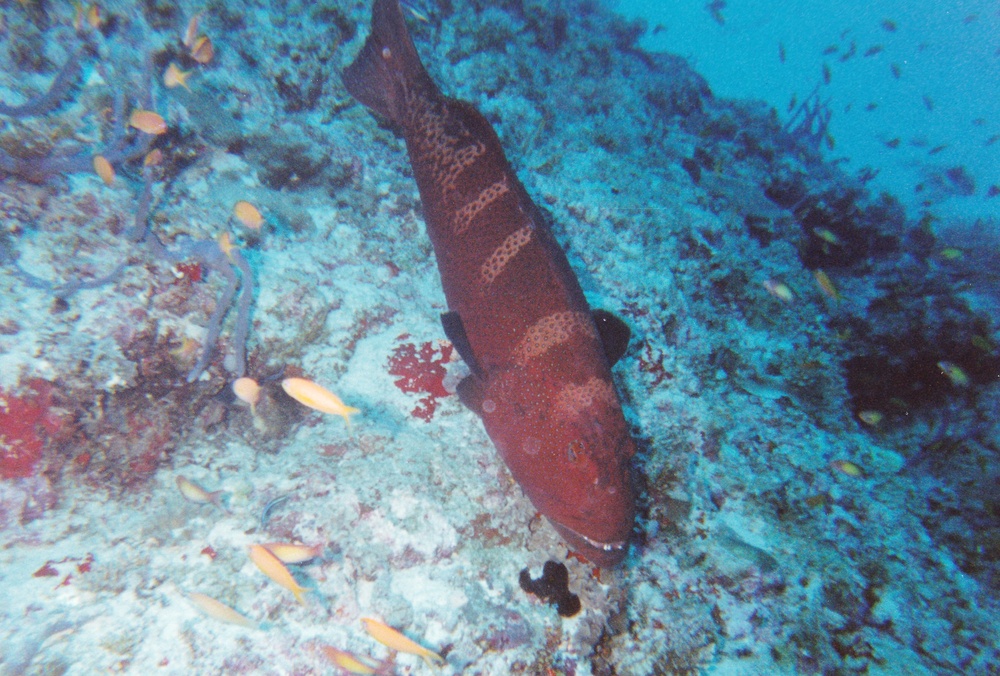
<box><xmin>592</xmin><ymin>310</ymin><xmax>631</xmax><ymax>366</ymax></box>
<box><xmin>441</xmin><ymin>311</ymin><xmax>484</xmax><ymax>379</ymax></box>
<box><xmin>456</xmin><ymin>374</ymin><xmax>486</xmax><ymax>416</ymax></box>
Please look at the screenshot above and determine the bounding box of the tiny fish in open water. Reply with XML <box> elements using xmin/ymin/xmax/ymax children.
<box><xmin>763</xmin><ymin>279</ymin><xmax>794</xmax><ymax>302</ymax></box>
<box><xmin>831</xmin><ymin>460</ymin><xmax>864</xmax><ymax>477</ymax></box>
<box><xmin>937</xmin><ymin>361</ymin><xmax>969</xmax><ymax>387</ymax></box>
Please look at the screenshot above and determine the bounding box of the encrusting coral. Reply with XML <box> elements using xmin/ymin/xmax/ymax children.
<box><xmin>0</xmin><ymin>26</ymin><xmax>253</xmax><ymax>383</ymax></box>
<box><xmin>0</xmin><ymin>9</ymin><xmax>257</xmax><ymax>489</ymax></box>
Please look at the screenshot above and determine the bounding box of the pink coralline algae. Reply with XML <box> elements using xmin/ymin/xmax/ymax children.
<box><xmin>0</xmin><ymin>380</ymin><xmax>61</xmax><ymax>479</ymax></box>
<box><xmin>387</xmin><ymin>335</ymin><xmax>454</xmax><ymax>422</ymax></box>
<box><xmin>32</xmin><ymin>553</ymin><xmax>94</xmax><ymax>588</ymax></box>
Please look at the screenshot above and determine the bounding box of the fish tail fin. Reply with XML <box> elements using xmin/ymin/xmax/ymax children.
<box><xmin>341</xmin><ymin>0</ymin><xmax>438</xmax><ymax>125</ymax></box>
<box><xmin>421</xmin><ymin>651</ymin><xmax>446</xmax><ymax>668</ymax></box>
<box><xmin>210</xmin><ymin>490</ymin><xmax>231</xmax><ymax>513</ymax></box>
<box><xmin>342</xmin><ymin>406</ymin><xmax>360</xmax><ymax>435</ymax></box>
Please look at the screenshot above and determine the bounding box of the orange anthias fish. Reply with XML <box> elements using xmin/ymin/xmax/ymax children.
<box><xmin>128</xmin><ymin>109</ymin><xmax>168</xmax><ymax>135</ymax></box>
<box><xmin>187</xmin><ymin>592</ymin><xmax>257</xmax><ymax>628</ymax></box>
<box><xmin>176</xmin><ymin>475</ymin><xmax>228</xmax><ymax>511</ymax></box>
<box><xmin>281</xmin><ymin>377</ymin><xmax>359</xmax><ymax>431</ymax></box>
<box><xmin>86</xmin><ymin>3</ymin><xmax>102</xmax><ymax>29</ymax></box>
<box><xmin>361</xmin><ymin>618</ymin><xmax>445</xmax><ymax>668</ymax></box>
<box><xmin>320</xmin><ymin>645</ymin><xmax>378</xmax><ymax>675</ymax></box>
<box><xmin>233</xmin><ymin>201</ymin><xmax>264</xmax><ymax>230</ymax></box>
<box><xmin>93</xmin><ymin>154</ymin><xmax>114</xmax><ymax>187</ymax></box>
<box><xmin>183</xmin><ymin>11</ymin><xmax>203</xmax><ymax>48</ymax></box>
<box><xmin>261</xmin><ymin>542</ymin><xmax>324</xmax><ymax>564</ymax></box>
<box><xmin>248</xmin><ymin>544</ymin><xmax>308</xmax><ymax>604</ymax></box>
<box><xmin>144</xmin><ymin>148</ymin><xmax>164</xmax><ymax>167</ymax></box>
<box><xmin>217</xmin><ymin>231</ymin><xmax>237</xmax><ymax>261</ymax></box>
<box><xmin>232</xmin><ymin>376</ymin><xmax>261</xmax><ymax>414</ymax></box>
<box><xmin>190</xmin><ymin>35</ymin><xmax>214</xmax><ymax>64</ymax></box>
<box><xmin>164</xmin><ymin>63</ymin><xmax>192</xmax><ymax>90</ymax></box>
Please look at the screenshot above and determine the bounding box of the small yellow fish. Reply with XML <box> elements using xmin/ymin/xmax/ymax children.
<box><xmin>939</xmin><ymin>247</ymin><xmax>963</xmax><ymax>260</ymax></box>
<box><xmin>281</xmin><ymin>377</ymin><xmax>359</xmax><ymax>432</ymax></box>
<box><xmin>176</xmin><ymin>475</ymin><xmax>228</xmax><ymax>510</ymax></box>
<box><xmin>361</xmin><ymin>617</ymin><xmax>445</xmax><ymax>668</ymax></box>
<box><xmin>93</xmin><ymin>155</ymin><xmax>114</xmax><ymax>187</ymax></box>
<box><xmin>830</xmin><ymin>460</ymin><xmax>863</xmax><ymax>477</ymax></box>
<box><xmin>144</xmin><ymin>148</ymin><xmax>164</xmax><ymax>167</ymax></box>
<box><xmin>248</xmin><ymin>544</ymin><xmax>308</xmax><ymax>604</ymax></box>
<box><xmin>187</xmin><ymin>592</ymin><xmax>257</xmax><ymax>628</ymax></box>
<box><xmin>233</xmin><ymin>201</ymin><xmax>264</xmax><ymax>230</ymax></box>
<box><xmin>813</xmin><ymin>227</ymin><xmax>841</xmax><ymax>246</ymax></box>
<box><xmin>937</xmin><ymin>361</ymin><xmax>969</xmax><ymax>387</ymax></box>
<box><xmin>164</xmin><ymin>62</ymin><xmax>192</xmax><ymax>90</ymax></box>
<box><xmin>190</xmin><ymin>35</ymin><xmax>214</xmax><ymax>64</ymax></box>
<box><xmin>320</xmin><ymin>645</ymin><xmax>377</xmax><ymax>675</ymax></box>
<box><xmin>857</xmin><ymin>410</ymin><xmax>883</xmax><ymax>427</ymax></box>
<box><xmin>86</xmin><ymin>3</ymin><xmax>102</xmax><ymax>28</ymax></box>
<box><xmin>217</xmin><ymin>232</ymin><xmax>237</xmax><ymax>261</ymax></box>
<box><xmin>814</xmin><ymin>269</ymin><xmax>841</xmax><ymax>301</ymax></box>
<box><xmin>400</xmin><ymin>0</ymin><xmax>430</xmax><ymax>22</ymax></box>
<box><xmin>762</xmin><ymin>279</ymin><xmax>794</xmax><ymax>302</ymax></box>
<box><xmin>129</xmin><ymin>109</ymin><xmax>168</xmax><ymax>135</ymax></box>
<box><xmin>262</xmin><ymin>542</ymin><xmax>324</xmax><ymax>564</ymax></box>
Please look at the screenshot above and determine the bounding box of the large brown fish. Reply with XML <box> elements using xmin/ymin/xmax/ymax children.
<box><xmin>343</xmin><ymin>0</ymin><xmax>636</xmax><ymax>566</ymax></box>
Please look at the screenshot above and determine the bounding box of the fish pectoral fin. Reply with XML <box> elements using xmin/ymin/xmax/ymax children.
<box><xmin>456</xmin><ymin>374</ymin><xmax>486</xmax><ymax>416</ymax></box>
<box><xmin>592</xmin><ymin>309</ymin><xmax>631</xmax><ymax>366</ymax></box>
<box><xmin>441</xmin><ymin>310</ymin><xmax>484</xmax><ymax>378</ymax></box>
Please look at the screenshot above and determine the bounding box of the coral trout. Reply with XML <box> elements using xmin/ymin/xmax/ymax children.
<box><xmin>343</xmin><ymin>0</ymin><xmax>636</xmax><ymax>566</ymax></box>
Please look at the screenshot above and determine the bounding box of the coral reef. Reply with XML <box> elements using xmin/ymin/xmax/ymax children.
<box><xmin>0</xmin><ymin>0</ymin><xmax>997</xmax><ymax>674</ymax></box>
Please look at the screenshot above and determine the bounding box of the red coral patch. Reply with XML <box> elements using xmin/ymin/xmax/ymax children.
<box><xmin>387</xmin><ymin>336</ymin><xmax>454</xmax><ymax>422</ymax></box>
<box><xmin>0</xmin><ymin>380</ymin><xmax>59</xmax><ymax>479</ymax></box>
<box><xmin>33</xmin><ymin>563</ymin><xmax>59</xmax><ymax>577</ymax></box>
<box><xmin>174</xmin><ymin>261</ymin><xmax>203</xmax><ymax>284</ymax></box>
<box><xmin>33</xmin><ymin>553</ymin><xmax>95</xmax><ymax>587</ymax></box>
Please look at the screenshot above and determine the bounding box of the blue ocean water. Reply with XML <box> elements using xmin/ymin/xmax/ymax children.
<box><xmin>0</xmin><ymin>0</ymin><xmax>997</xmax><ymax>673</ymax></box>
<box><xmin>610</xmin><ymin>0</ymin><xmax>1000</xmax><ymax>224</ymax></box>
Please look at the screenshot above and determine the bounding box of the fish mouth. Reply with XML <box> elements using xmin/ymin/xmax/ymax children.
<box><xmin>549</xmin><ymin>519</ymin><xmax>630</xmax><ymax>568</ymax></box>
